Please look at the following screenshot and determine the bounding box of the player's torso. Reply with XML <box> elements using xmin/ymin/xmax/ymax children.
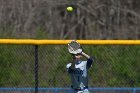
<box><xmin>69</xmin><ymin>61</ymin><xmax>88</xmax><ymax>88</ymax></box>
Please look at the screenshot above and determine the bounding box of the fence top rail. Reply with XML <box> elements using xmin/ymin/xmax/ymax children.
<box><xmin>0</xmin><ymin>39</ymin><xmax>140</xmax><ymax>45</ymax></box>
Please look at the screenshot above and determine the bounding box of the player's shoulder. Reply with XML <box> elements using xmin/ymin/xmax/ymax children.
<box><xmin>75</xmin><ymin>61</ymin><xmax>87</xmax><ymax>70</ymax></box>
<box><xmin>82</xmin><ymin>61</ymin><xmax>87</xmax><ymax>63</ymax></box>
<box><xmin>66</xmin><ymin>63</ymin><xmax>72</xmax><ymax>68</ymax></box>
<box><xmin>81</xmin><ymin>61</ymin><xmax>87</xmax><ymax>64</ymax></box>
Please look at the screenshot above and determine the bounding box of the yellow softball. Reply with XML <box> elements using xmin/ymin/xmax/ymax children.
<box><xmin>66</xmin><ymin>6</ymin><xmax>73</xmax><ymax>12</ymax></box>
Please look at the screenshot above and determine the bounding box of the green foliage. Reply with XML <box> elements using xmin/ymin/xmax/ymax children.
<box><xmin>0</xmin><ymin>45</ymin><xmax>140</xmax><ymax>87</ymax></box>
<box><xmin>0</xmin><ymin>45</ymin><xmax>34</xmax><ymax>87</ymax></box>
<box><xmin>35</xmin><ymin>27</ymin><xmax>47</xmax><ymax>39</ymax></box>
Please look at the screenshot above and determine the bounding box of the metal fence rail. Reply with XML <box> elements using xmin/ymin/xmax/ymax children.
<box><xmin>0</xmin><ymin>88</ymin><xmax>140</xmax><ymax>93</ymax></box>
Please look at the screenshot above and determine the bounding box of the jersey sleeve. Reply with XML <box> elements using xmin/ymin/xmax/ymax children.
<box><xmin>86</xmin><ymin>57</ymin><xmax>93</xmax><ymax>68</ymax></box>
<box><xmin>66</xmin><ymin>63</ymin><xmax>74</xmax><ymax>73</ymax></box>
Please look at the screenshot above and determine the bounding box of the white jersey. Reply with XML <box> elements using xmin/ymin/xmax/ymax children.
<box><xmin>66</xmin><ymin>58</ymin><xmax>93</xmax><ymax>89</ymax></box>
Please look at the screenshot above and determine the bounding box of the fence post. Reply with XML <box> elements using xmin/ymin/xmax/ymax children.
<box><xmin>35</xmin><ymin>45</ymin><xmax>38</xmax><ymax>93</ymax></box>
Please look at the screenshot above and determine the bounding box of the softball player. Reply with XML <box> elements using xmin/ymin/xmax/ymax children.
<box><xmin>66</xmin><ymin>41</ymin><xmax>93</xmax><ymax>93</ymax></box>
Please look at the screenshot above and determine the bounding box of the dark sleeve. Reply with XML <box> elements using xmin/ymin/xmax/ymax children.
<box><xmin>67</xmin><ymin>67</ymin><xmax>75</xmax><ymax>73</ymax></box>
<box><xmin>87</xmin><ymin>57</ymin><xmax>93</xmax><ymax>68</ymax></box>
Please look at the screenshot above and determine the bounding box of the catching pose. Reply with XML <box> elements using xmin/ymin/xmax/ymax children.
<box><xmin>66</xmin><ymin>41</ymin><xmax>93</xmax><ymax>93</ymax></box>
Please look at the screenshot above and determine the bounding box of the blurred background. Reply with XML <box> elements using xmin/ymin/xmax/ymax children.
<box><xmin>0</xmin><ymin>0</ymin><xmax>140</xmax><ymax>39</ymax></box>
<box><xmin>0</xmin><ymin>0</ymin><xmax>140</xmax><ymax>93</ymax></box>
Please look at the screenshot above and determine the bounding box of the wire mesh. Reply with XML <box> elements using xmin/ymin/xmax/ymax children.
<box><xmin>0</xmin><ymin>45</ymin><xmax>34</xmax><ymax>88</ymax></box>
<box><xmin>38</xmin><ymin>45</ymin><xmax>140</xmax><ymax>88</ymax></box>
<box><xmin>0</xmin><ymin>44</ymin><xmax>140</xmax><ymax>93</ymax></box>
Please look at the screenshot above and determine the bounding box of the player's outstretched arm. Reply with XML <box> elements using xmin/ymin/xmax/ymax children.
<box><xmin>81</xmin><ymin>52</ymin><xmax>93</xmax><ymax>68</ymax></box>
<box><xmin>81</xmin><ymin>52</ymin><xmax>90</xmax><ymax>59</ymax></box>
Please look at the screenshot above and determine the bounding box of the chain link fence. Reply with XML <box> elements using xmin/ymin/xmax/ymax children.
<box><xmin>0</xmin><ymin>44</ymin><xmax>140</xmax><ymax>93</ymax></box>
